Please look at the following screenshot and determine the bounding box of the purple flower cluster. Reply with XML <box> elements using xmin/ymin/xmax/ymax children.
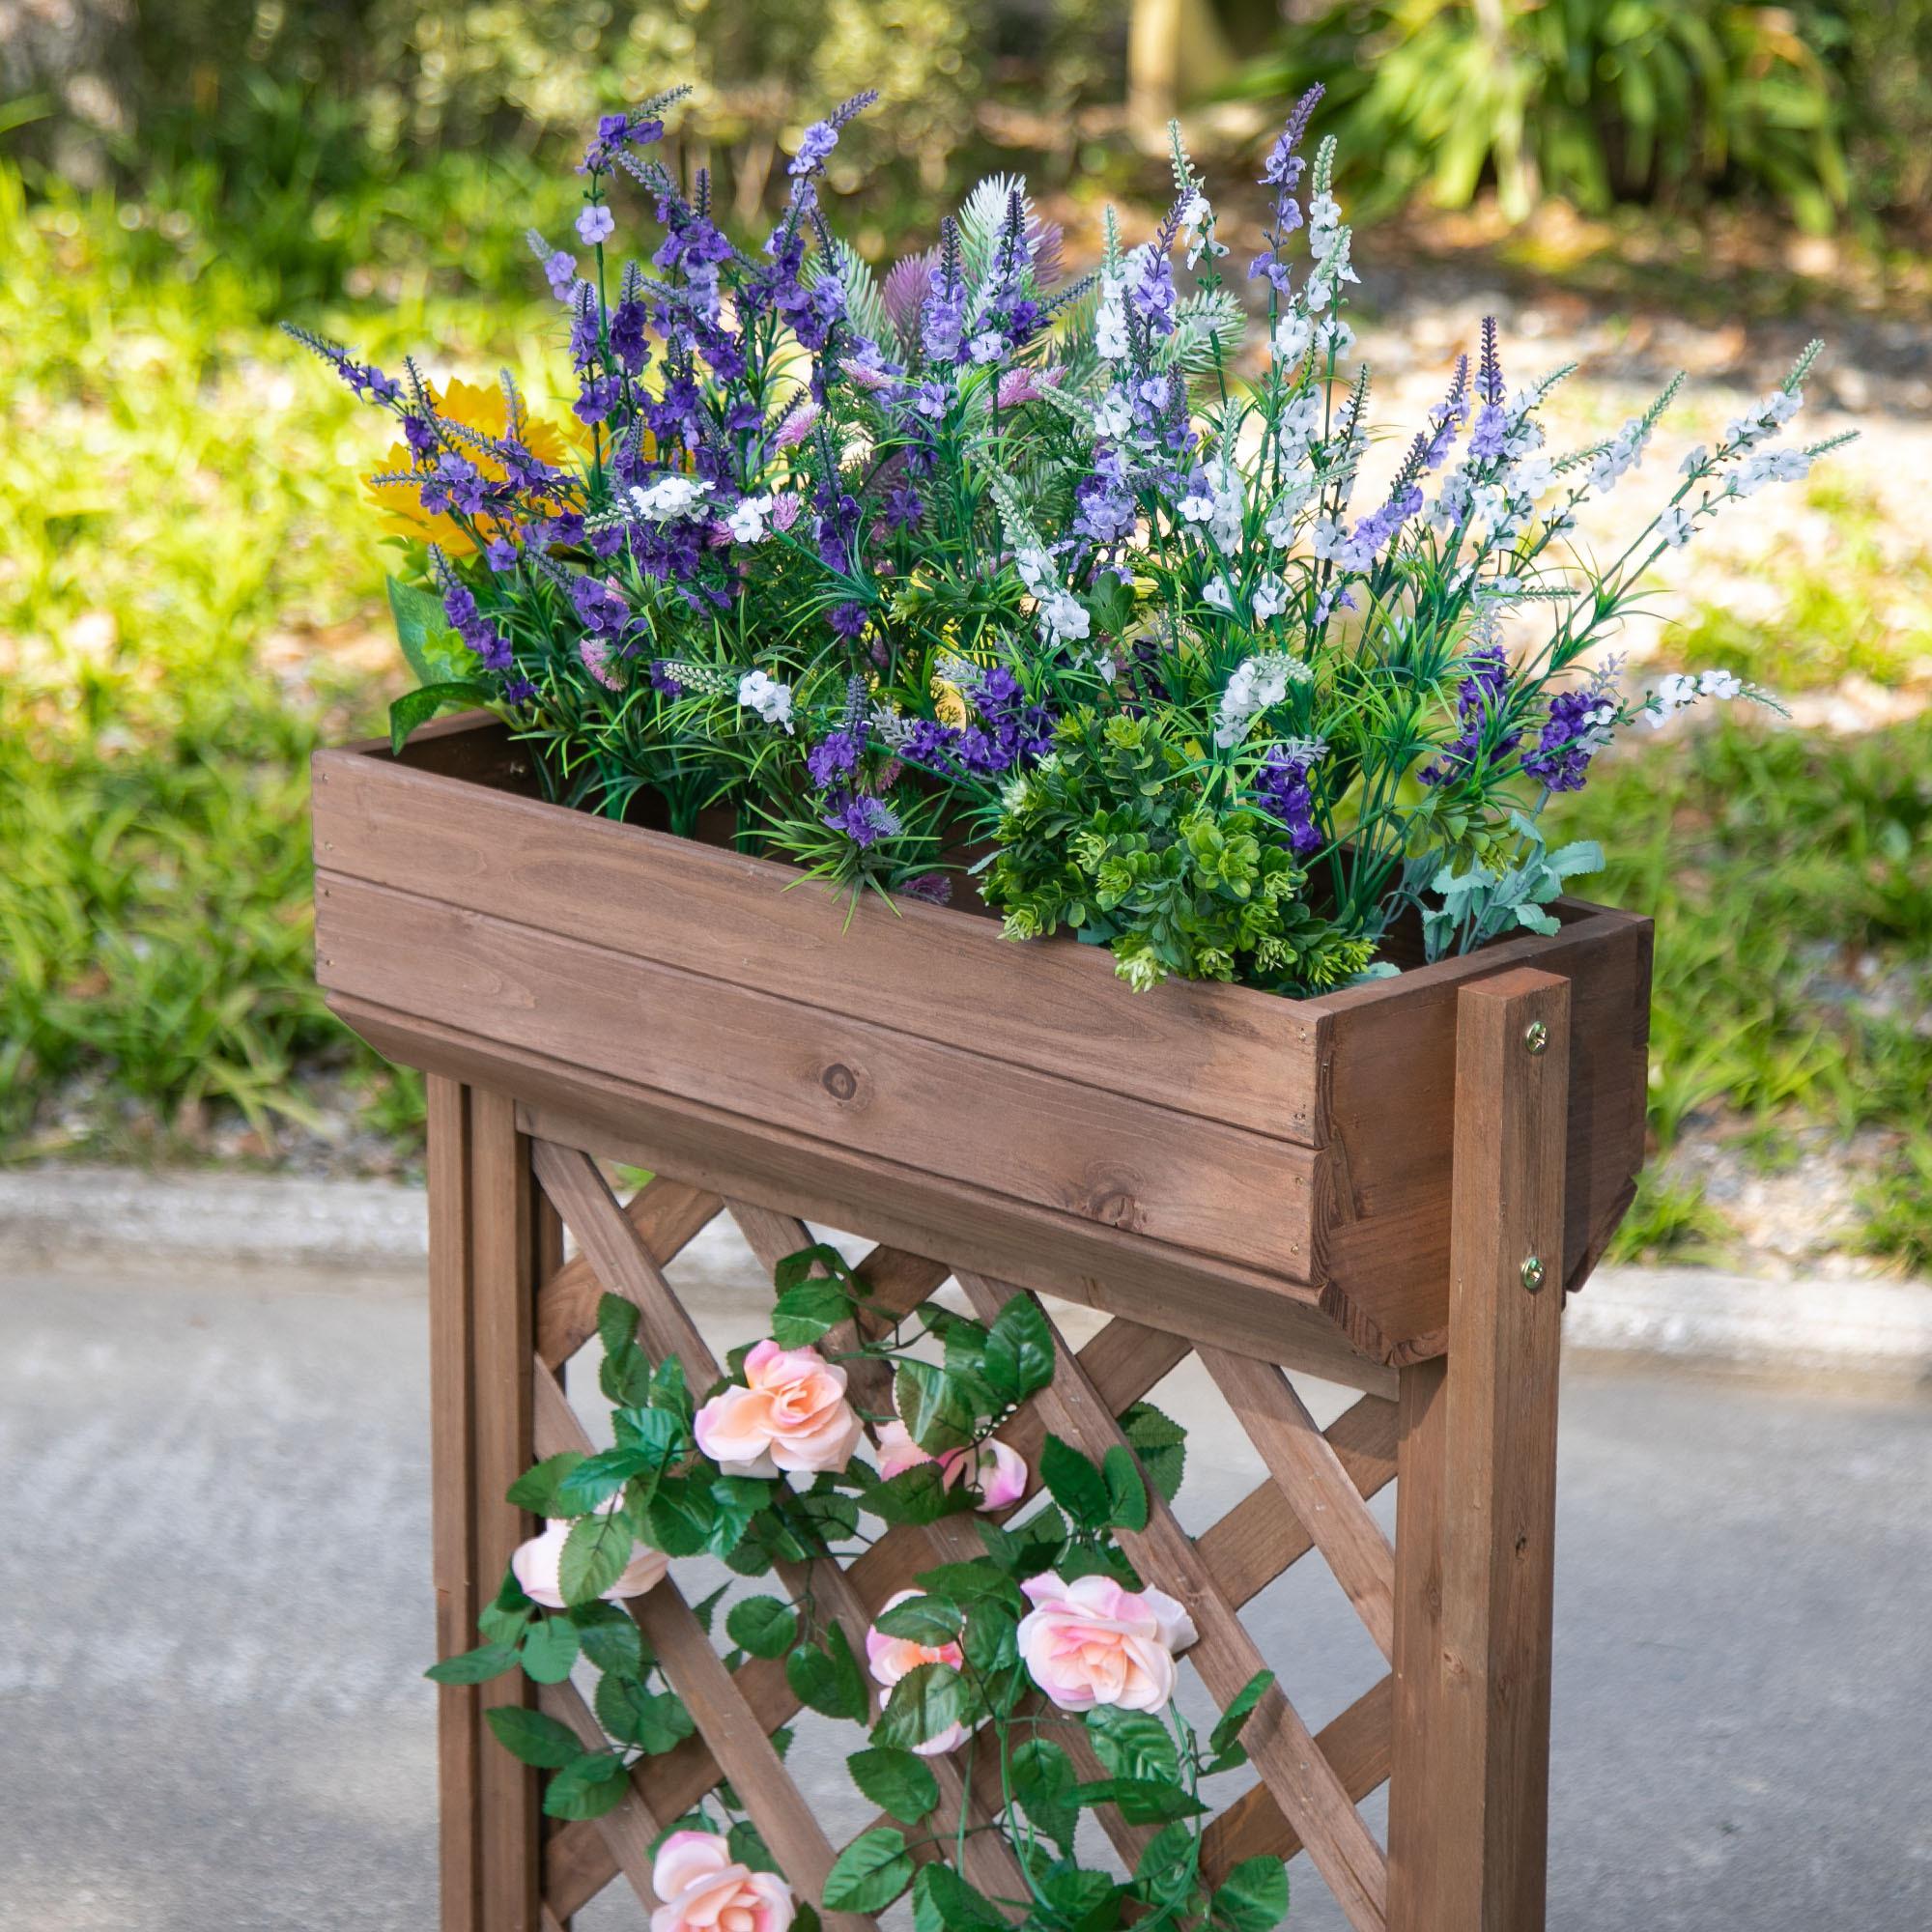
<box><xmin>821</xmin><ymin>792</ymin><xmax>900</xmax><ymax>848</ymax></box>
<box><xmin>1250</xmin><ymin>86</ymin><xmax>1323</xmax><ymax>296</ymax></box>
<box><xmin>442</xmin><ymin>582</ymin><xmax>512</xmax><ymax>672</ymax></box>
<box><xmin>1421</xmin><ymin>644</ymin><xmax>1520</xmax><ymax>786</ymax></box>
<box><xmin>903</xmin><ymin>666</ymin><xmax>1055</xmax><ymax>780</ymax></box>
<box><xmin>581</xmin><ymin>99</ymin><xmax>674</xmax><ymax>175</ymax></box>
<box><xmin>1521</xmin><ymin>688</ymin><xmax>1609</xmax><ymax>793</ymax></box>
<box><xmin>1253</xmin><ymin>749</ymin><xmax>1323</xmax><ymax>857</ymax></box>
<box><xmin>1469</xmin><ymin>317</ymin><xmax>1508</xmax><ymax>460</ymax></box>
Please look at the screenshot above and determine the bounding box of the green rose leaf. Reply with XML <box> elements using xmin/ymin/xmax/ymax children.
<box><xmin>874</xmin><ymin>1660</ymin><xmax>969</xmax><ymax>1751</ymax></box>
<box><xmin>729</xmin><ymin>1819</ymin><xmax>780</xmax><ymax>1874</ymax></box>
<box><xmin>845</xmin><ymin>1745</ymin><xmax>941</xmax><ymax>1824</ymax></box>
<box><xmin>1009</xmin><ymin>1737</ymin><xmax>1078</xmax><ymax>1851</ymax></box>
<box><xmin>1133</xmin><ymin>1822</ymin><xmax>1194</xmax><ymax>1887</ymax></box>
<box><xmin>1039</xmin><ymin>1435</ymin><xmax>1110</xmax><ymax>1531</ymax></box>
<box><xmin>556</xmin><ymin>1444</ymin><xmax>647</xmax><ymax>1516</ymax></box>
<box><xmin>981</xmin><ymin>1293</ymin><xmax>1055</xmax><ymax>1403</ymax></box>
<box><xmin>1121</xmin><ymin>1402</ymin><xmax>1187</xmax><ymax>1504</ymax></box>
<box><xmin>1038</xmin><ymin>1862</ymin><xmax>1121</xmax><ymax>1929</ymax></box>
<box><xmin>865</xmin><ymin>1461</ymin><xmax>975</xmax><ymax>1527</ymax></box>
<box><xmin>483</xmin><ymin>1705</ymin><xmax>584</xmax><ymax>1769</ymax></box>
<box><xmin>387</xmin><ymin>680</ymin><xmax>494</xmax><ymax>756</ymax></box>
<box><xmin>425</xmin><ymin>1639</ymin><xmax>520</xmax><ymax>1686</ymax></box>
<box><xmin>597</xmin><ymin>1292</ymin><xmax>640</xmax><ymax>1358</ymax></box>
<box><xmin>595</xmin><ymin>1674</ymin><xmax>694</xmax><ymax>1753</ymax></box>
<box><xmin>871</xmin><ymin>1594</ymin><xmax>962</xmax><ymax>1645</ymax></box>
<box><xmin>726</xmin><ymin>1595</ymin><xmax>800</xmax><ymax>1661</ymax></box>
<box><xmin>543</xmin><ymin>1749</ymin><xmax>634</xmax><ymax>1822</ymax></box>
<box><xmin>786</xmin><ymin>1626</ymin><xmax>869</xmax><ymax>1721</ymax></box>
<box><xmin>911</xmin><ymin>1861</ymin><xmax>1007</xmax><ymax>1932</ymax></box>
<box><xmin>570</xmin><ymin>1601</ymin><xmax>645</xmax><ymax>1675</ymax></box>
<box><xmin>770</xmin><ymin>1278</ymin><xmax>852</xmax><ymax>1348</ymax></box>
<box><xmin>1211</xmin><ymin>1857</ymin><xmax>1290</xmax><ymax>1932</ymax></box>
<box><xmin>1086</xmin><ymin>1706</ymin><xmax>1179</xmax><ymax>1783</ymax></box>
<box><xmin>506</xmin><ymin>1451</ymin><xmax>586</xmax><ymax>1516</ymax></box>
<box><xmin>559</xmin><ymin>1511</ymin><xmax>634</xmax><ymax>1606</ymax></box>
<box><xmin>520</xmin><ymin>1614</ymin><xmax>582</xmax><ymax>1685</ymax></box>
<box><xmin>1106</xmin><ymin>1778</ymin><xmax>1208</xmax><ymax>1826</ymax></box>
<box><xmin>961</xmin><ymin>1601</ymin><xmax>1016</xmax><ymax>1674</ymax></box>
<box><xmin>773</xmin><ymin>1243</ymin><xmax>855</xmax><ymax>1294</ymax></box>
<box><xmin>822</xmin><ymin>1827</ymin><xmax>915</xmax><ymax>1913</ymax></box>
<box><xmin>913</xmin><ymin>1561</ymin><xmax>1023</xmax><ymax>1611</ymax></box>
<box><xmin>1208</xmin><ymin>1668</ymin><xmax>1276</xmax><ymax>1762</ymax></box>
<box><xmin>648</xmin><ymin>1479</ymin><xmax>713</xmax><ymax>1557</ymax></box>
<box><xmin>895</xmin><ymin>1359</ymin><xmax>978</xmax><ymax>1456</ymax></box>
<box><xmin>1102</xmin><ymin>1445</ymin><xmax>1149</xmax><ymax>1531</ymax></box>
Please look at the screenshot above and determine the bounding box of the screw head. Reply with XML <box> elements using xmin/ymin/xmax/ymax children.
<box><xmin>1523</xmin><ymin>1020</ymin><xmax>1549</xmax><ymax>1055</ymax></box>
<box><xmin>1520</xmin><ymin>1255</ymin><xmax>1547</xmax><ymax>1293</ymax></box>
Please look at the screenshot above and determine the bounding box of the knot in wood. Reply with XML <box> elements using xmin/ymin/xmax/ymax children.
<box><xmin>819</xmin><ymin>1062</ymin><xmax>861</xmax><ymax>1103</ymax></box>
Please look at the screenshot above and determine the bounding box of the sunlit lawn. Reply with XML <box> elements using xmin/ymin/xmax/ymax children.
<box><xmin>2</xmin><ymin>161</ymin><xmax>1926</xmax><ymax>1265</ymax></box>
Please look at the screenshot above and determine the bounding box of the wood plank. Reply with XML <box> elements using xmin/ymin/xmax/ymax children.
<box><xmin>313</xmin><ymin>731</ymin><xmax>1326</xmax><ymax>1144</ymax></box>
<box><xmin>469</xmin><ymin>1090</ymin><xmax>543</xmax><ymax>1932</ymax></box>
<box><xmin>953</xmin><ymin>1272</ymin><xmax>1389</xmax><ymax>1932</ymax></box>
<box><xmin>317</xmin><ymin>872</ymin><xmax>1321</xmax><ymax>1279</ymax></box>
<box><xmin>1196</xmin><ymin>1397</ymin><xmax>1400</xmax><ymax>1609</ymax></box>
<box><xmin>537</xmin><ymin>1176</ymin><xmax>722</xmax><ymax>1369</ymax></box>
<box><xmin>1387</xmin><ymin>970</ymin><xmax>1570</xmax><ymax>1932</ymax></box>
<box><xmin>427</xmin><ymin>1076</ymin><xmax>482</xmax><ymax>1932</ymax></box>
<box><xmin>537</xmin><ymin>1678</ymin><xmax>662</xmax><ymax>1914</ymax></box>
<box><xmin>544</xmin><ymin>1824</ymin><xmax>616</xmax><ymax>1925</ymax></box>
<box><xmin>1199</xmin><ymin>1351</ymin><xmax>1397</xmax><ymax>1662</ymax></box>
<box><xmin>1200</xmin><ymin>1675</ymin><xmax>1394</xmax><ymax>1881</ymax></box>
<box><xmin>1316</xmin><ymin>913</ymin><xmax>1648</xmax><ymax>1359</ymax></box>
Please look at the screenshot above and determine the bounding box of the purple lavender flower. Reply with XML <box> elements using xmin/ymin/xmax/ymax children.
<box><xmin>883</xmin><ymin>484</ymin><xmax>924</xmax><ymax>532</ymax></box>
<box><xmin>1421</xmin><ymin>643</ymin><xmax>1520</xmax><ymax>785</ymax></box>
<box><xmin>442</xmin><ymin>582</ymin><xmax>513</xmax><ymax>671</ymax></box>
<box><xmin>1522</xmin><ymin>688</ymin><xmax>1611</xmax><ymax>793</ymax></box>
<box><xmin>1250</xmin><ymin>85</ymin><xmax>1324</xmax><ymax>293</ymax></box>
<box><xmin>807</xmin><ymin>729</ymin><xmax>865</xmax><ymax>787</ymax></box>
<box><xmin>1253</xmin><ymin>749</ymin><xmax>1323</xmax><ymax>857</ymax></box>
<box><xmin>571</xmin><ymin>575</ymin><xmax>633</xmax><ymax>635</ymax></box>
<box><xmin>789</xmin><ymin>91</ymin><xmax>879</xmax><ymax>179</ymax></box>
<box><xmin>485</xmin><ymin>536</ymin><xmax>519</xmax><ymax>571</ymax></box>
<box><xmin>827</xmin><ymin>600</ymin><xmax>870</xmax><ymax>638</ymax></box>
<box><xmin>821</xmin><ymin>791</ymin><xmax>900</xmax><ymax>847</ymax></box>
<box><xmin>921</xmin><ymin>225</ymin><xmax>967</xmax><ymax>366</ymax></box>
<box><xmin>577</xmin><ymin>204</ymin><xmax>616</xmax><ymax>247</ymax></box>
<box><xmin>899</xmin><ymin>873</ymin><xmax>953</xmax><ymax>905</ymax></box>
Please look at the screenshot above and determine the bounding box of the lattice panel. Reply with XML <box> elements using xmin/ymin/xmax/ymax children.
<box><xmin>468</xmin><ymin>1137</ymin><xmax>1409</xmax><ymax>1932</ymax></box>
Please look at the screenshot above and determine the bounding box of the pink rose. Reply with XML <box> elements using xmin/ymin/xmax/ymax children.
<box><xmin>693</xmin><ymin>1340</ymin><xmax>863</xmax><ymax>1478</ymax></box>
<box><xmin>511</xmin><ymin>1501</ymin><xmax>668</xmax><ymax>1610</ymax></box>
<box><xmin>865</xmin><ymin>1588</ymin><xmax>968</xmax><ymax>1756</ymax></box>
<box><xmin>1015</xmin><ymin>1573</ymin><xmax>1198</xmax><ymax>1713</ymax></box>
<box><xmin>873</xmin><ymin>1420</ymin><xmax>1028</xmax><ymax>1513</ymax></box>
<box><xmin>650</xmin><ymin>1830</ymin><xmax>793</xmax><ymax>1932</ymax></box>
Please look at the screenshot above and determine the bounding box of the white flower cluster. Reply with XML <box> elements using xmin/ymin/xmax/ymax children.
<box><xmin>1177</xmin><ymin>190</ymin><xmax>1227</xmax><ymax>271</ymax></box>
<box><xmin>1016</xmin><ymin>548</ymin><xmax>1092</xmax><ymax>649</ymax></box>
<box><xmin>631</xmin><ymin>475</ymin><xmax>714</xmax><ymax>523</ymax></box>
<box><xmin>1178</xmin><ymin>467</ymin><xmax>1244</xmax><ymax>550</ymax></box>
<box><xmin>737</xmin><ymin>669</ymin><xmax>795</xmax><ymax>733</ymax></box>
<box><xmin>724</xmin><ymin>494</ymin><xmax>776</xmax><ymax>543</ymax></box>
<box><xmin>1583</xmin><ymin>413</ymin><xmax>1657</xmax><ymax>495</ymax></box>
<box><xmin>1094</xmin><ymin>260</ymin><xmax>1134</xmax><ymax>361</ymax></box>
<box><xmin>1643</xmin><ymin>668</ymin><xmax>1747</xmax><ymax>729</ymax></box>
<box><xmin>1724</xmin><ymin>386</ymin><xmax>1803</xmax><ymax>451</ymax></box>
<box><xmin>1726</xmin><ymin>445</ymin><xmax>1812</xmax><ymax>498</ymax></box>
<box><xmin>1213</xmin><ymin>652</ymin><xmax>1313</xmax><ymax>749</ymax></box>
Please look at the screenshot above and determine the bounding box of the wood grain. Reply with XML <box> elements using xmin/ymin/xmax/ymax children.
<box><xmin>536</xmin><ymin>1678</ymin><xmax>661</xmax><ymax>1913</ymax></box>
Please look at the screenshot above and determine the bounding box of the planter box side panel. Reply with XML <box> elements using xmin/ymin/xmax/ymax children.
<box><xmin>1314</xmin><ymin>911</ymin><xmax>1652</xmax><ymax>1360</ymax></box>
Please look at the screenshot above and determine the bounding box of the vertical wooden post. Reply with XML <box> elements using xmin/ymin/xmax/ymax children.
<box><xmin>427</xmin><ymin>1076</ymin><xmax>482</xmax><ymax>1932</ymax></box>
<box><xmin>1387</xmin><ymin>967</ymin><xmax>1570</xmax><ymax>1932</ymax></box>
<box><xmin>470</xmin><ymin>1087</ymin><xmax>544</xmax><ymax>1932</ymax></box>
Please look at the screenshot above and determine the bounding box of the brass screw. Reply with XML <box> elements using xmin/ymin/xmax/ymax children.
<box><xmin>1523</xmin><ymin>1020</ymin><xmax>1549</xmax><ymax>1055</ymax></box>
<box><xmin>1520</xmin><ymin>1256</ymin><xmax>1547</xmax><ymax>1293</ymax></box>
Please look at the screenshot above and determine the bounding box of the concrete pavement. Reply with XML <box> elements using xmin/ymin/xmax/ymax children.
<box><xmin>1</xmin><ymin>1242</ymin><xmax>1926</xmax><ymax>1931</ymax></box>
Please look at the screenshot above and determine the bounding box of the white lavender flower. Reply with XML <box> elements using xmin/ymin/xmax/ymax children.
<box><xmin>1658</xmin><ymin>505</ymin><xmax>1693</xmax><ymax>548</ymax></box>
<box><xmin>737</xmin><ymin>669</ymin><xmax>795</xmax><ymax>733</ymax></box>
<box><xmin>1094</xmin><ymin>271</ymin><xmax>1129</xmax><ymax>361</ymax></box>
<box><xmin>1272</xmin><ymin>312</ymin><xmax>1312</xmax><ymax>365</ymax></box>
<box><xmin>1643</xmin><ymin>667</ymin><xmax>1753</xmax><ymax>729</ymax></box>
<box><xmin>1204</xmin><ymin>580</ymin><xmax>1236</xmax><ymax>613</ymax></box>
<box><xmin>1253</xmin><ymin>574</ymin><xmax>1290</xmax><ymax>621</ymax></box>
<box><xmin>1213</xmin><ymin>652</ymin><xmax>1313</xmax><ymax>749</ymax></box>
<box><xmin>631</xmin><ymin>475</ymin><xmax>713</xmax><ymax>523</ymax></box>
<box><xmin>725</xmin><ymin>494</ymin><xmax>775</xmax><ymax>543</ymax></box>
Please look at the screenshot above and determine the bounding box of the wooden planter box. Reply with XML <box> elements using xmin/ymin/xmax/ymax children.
<box><xmin>313</xmin><ymin>711</ymin><xmax>1653</xmax><ymax>1932</ymax></box>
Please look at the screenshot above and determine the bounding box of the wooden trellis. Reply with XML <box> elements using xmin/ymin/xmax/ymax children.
<box><xmin>417</xmin><ymin>968</ymin><xmax>1571</xmax><ymax>1932</ymax></box>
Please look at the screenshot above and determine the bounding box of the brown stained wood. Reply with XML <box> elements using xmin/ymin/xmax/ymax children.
<box><xmin>953</xmin><ymin>1272</ymin><xmax>1389</xmax><ymax>1932</ymax></box>
<box><xmin>1388</xmin><ymin>971</ymin><xmax>1570</xmax><ymax>1932</ymax></box>
<box><xmin>1316</xmin><ymin>912</ymin><xmax>1648</xmax><ymax>1358</ymax></box>
<box><xmin>537</xmin><ymin>1176</ymin><xmax>723</xmax><ymax>1369</ymax></box>
<box><xmin>537</xmin><ymin>1679</ymin><xmax>662</xmax><ymax>1913</ymax></box>
<box><xmin>469</xmin><ymin>1090</ymin><xmax>543</xmax><ymax>1932</ymax></box>
<box><xmin>313</xmin><ymin>730</ymin><xmax>1325</xmax><ymax>1144</ymax></box>
<box><xmin>544</xmin><ymin>1825</ymin><xmax>617</xmax><ymax>1925</ymax></box>
<box><xmin>635</xmin><ymin>1584</ymin><xmax>878</xmax><ymax>1932</ymax></box>
<box><xmin>427</xmin><ymin>1076</ymin><xmax>483</xmax><ymax>1932</ymax></box>
<box><xmin>316</xmin><ymin>873</ymin><xmax>1321</xmax><ymax>1280</ymax></box>
<box><xmin>1199</xmin><ymin>1350</ymin><xmax>1397</xmax><ymax>1662</ymax></box>
<box><xmin>1199</xmin><ymin>1675</ymin><xmax>1394</xmax><ymax>1882</ymax></box>
<box><xmin>1196</xmin><ymin>1396</ymin><xmax>1401</xmax><ymax>1609</ymax></box>
<box><xmin>1386</xmin><ymin>1358</ymin><xmax>1447</xmax><ymax>1932</ymax></box>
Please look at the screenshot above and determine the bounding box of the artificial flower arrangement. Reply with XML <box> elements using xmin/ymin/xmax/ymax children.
<box><xmin>429</xmin><ymin>1245</ymin><xmax>1267</xmax><ymax>1932</ymax></box>
<box><xmin>290</xmin><ymin>86</ymin><xmax>1848</xmax><ymax>997</ymax></box>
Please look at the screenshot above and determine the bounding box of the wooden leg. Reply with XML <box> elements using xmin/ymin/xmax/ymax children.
<box><xmin>428</xmin><ymin>1077</ymin><xmax>482</xmax><ymax>1932</ymax></box>
<box><xmin>471</xmin><ymin>1088</ymin><xmax>544</xmax><ymax>1932</ymax></box>
<box><xmin>1387</xmin><ymin>969</ymin><xmax>1570</xmax><ymax>1932</ymax></box>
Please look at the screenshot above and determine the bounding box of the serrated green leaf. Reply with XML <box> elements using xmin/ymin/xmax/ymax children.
<box><xmin>506</xmin><ymin>1452</ymin><xmax>586</xmax><ymax>1516</ymax></box>
<box><xmin>1211</xmin><ymin>1857</ymin><xmax>1289</xmax><ymax>1932</ymax></box>
<box><xmin>559</xmin><ymin>1511</ymin><xmax>633</xmax><ymax>1605</ymax></box>
<box><xmin>543</xmin><ymin>1749</ymin><xmax>633</xmax><ymax>1821</ymax></box>
<box><xmin>770</xmin><ymin>1278</ymin><xmax>851</xmax><ymax>1348</ymax></box>
<box><xmin>597</xmin><ymin>1292</ymin><xmax>639</xmax><ymax>1358</ymax></box>
<box><xmin>846</xmin><ymin>1746</ymin><xmax>940</xmax><ymax>1824</ymax></box>
<box><xmin>570</xmin><ymin>1601</ymin><xmax>645</xmax><ymax>1675</ymax></box>
<box><xmin>484</xmin><ymin>1706</ymin><xmax>585</xmax><ymax>1769</ymax></box>
<box><xmin>1086</xmin><ymin>1706</ymin><xmax>1178</xmax><ymax>1783</ymax></box>
<box><xmin>911</xmin><ymin>1861</ymin><xmax>1006</xmax><ymax>1932</ymax></box>
<box><xmin>895</xmin><ymin>1359</ymin><xmax>978</xmax><ymax>1456</ymax></box>
<box><xmin>556</xmin><ymin>1444</ymin><xmax>646</xmax><ymax>1516</ymax></box>
<box><xmin>596</xmin><ymin>1675</ymin><xmax>694</xmax><ymax>1752</ymax></box>
<box><xmin>729</xmin><ymin>1819</ymin><xmax>781</xmax><ymax>1874</ymax></box>
<box><xmin>1040</xmin><ymin>1435</ymin><xmax>1110</xmax><ymax>1530</ymax></box>
<box><xmin>520</xmin><ymin>1614</ymin><xmax>582</xmax><ymax>1684</ymax></box>
<box><xmin>425</xmin><ymin>1639</ymin><xmax>520</xmax><ymax>1686</ymax></box>
<box><xmin>786</xmin><ymin>1625</ymin><xmax>869</xmax><ymax>1720</ymax></box>
<box><xmin>726</xmin><ymin>1595</ymin><xmax>799</xmax><ymax>1661</ymax></box>
<box><xmin>864</xmin><ymin>1460</ymin><xmax>976</xmax><ymax>1527</ymax></box>
<box><xmin>1102</xmin><ymin>1445</ymin><xmax>1148</xmax><ymax>1531</ymax></box>
<box><xmin>874</xmin><ymin>1660</ymin><xmax>969</xmax><ymax>1751</ymax></box>
<box><xmin>1208</xmin><ymin>1669</ymin><xmax>1275</xmax><ymax>1760</ymax></box>
<box><xmin>648</xmin><ymin>1479</ymin><xmax>712</xmax><ymax>1557</ymax></box>
<box><xmin>982</xmin><ymin>1294</ymin><xmax>1054</xmax><ymax>1403</ymax></box>
<box><xmin>913</xmin><ymin>1561</ymin><xmax>1023</xmax><ymax>1610</ymax></box>
<box><xmin>1120</xmin><ymin>1402</ymin><xmax>1187</xmax><ymax>1504</ymax></box>
<box><xmin>823</xmin><ymin>1827</ymin><xmax>914</xmax><ymax>1912</ymax></box>
<box><xmin>871</xmin><ymin>1594</ymin><xmax>962</xmax><ymax>1645</ymax></box>
<box><xmin>1010</xmin><ymin>1737</ymin><xmax>1078</xmax><ymax>1851</ymax></box>
<box><xmin>1106</xmin><ymin>1778</ymin><xmax>1208</xmax><ymax>1826</ymax></box>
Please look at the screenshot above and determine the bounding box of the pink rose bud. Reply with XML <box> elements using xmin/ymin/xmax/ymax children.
<box><xmin>510</xmin><ymin>1501</ymin><xmax>668</xmax><ymax>1610</ymax></box>
<box><xmin>650</xmin><ymin>1830</ymin><xmax>793</xmax><ymax>1932</ymax></box>
<box><xmin>872</xmin><ymin>1421</ymin><xmax>1027</xmax><ymax>1513</ymax></box>
<box><xmin>693</xmin><ymin>1339</ymin><xmax>864</xmax><ymax>1478</ymax></box>
<box><xmin>865</xmin><ymin>1588</ymin><xmax>969</xmax><ymax>1756</ymax></box>
<box><xmin>1015</xmin><ymin>1572</ymin><xmax>1198</xmax><ymax>1713</ymax></box>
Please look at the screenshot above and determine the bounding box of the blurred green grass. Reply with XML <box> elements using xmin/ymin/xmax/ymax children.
<box><xmin>1</xmin><ymin>156</ymin><xmax>1927</xmax><ymax>1266</ymax></box>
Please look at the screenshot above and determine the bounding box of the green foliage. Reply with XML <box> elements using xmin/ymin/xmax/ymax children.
<box><xmin>846</xmin><ymin>1747</ymin><xmax>942</xmax><ymax>1824</ymax></box>
<box><xmin>824</xmin><ymin>1828</ymin><xmax>916</xmax><ymax>1912</ymax></box>
<box><xmin>1239</xmin><ymin>0</ymin><xmax>1850</xmax><ymax>230</ymax></box>
<box><xmin>985</xmin><ymin>709</ymin><xmax>1377</xmax><ymax>994</ymax></box>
